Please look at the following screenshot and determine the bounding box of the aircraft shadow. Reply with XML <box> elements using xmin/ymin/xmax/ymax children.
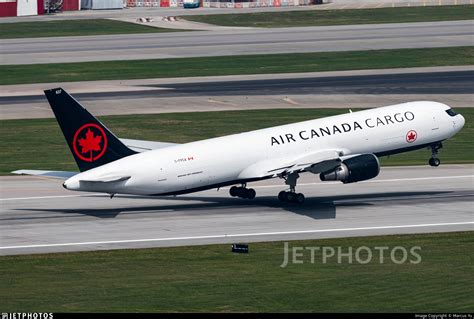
<box><xmin>14</xmin><ymin>191</ymin><xmax>451</xmax><ymax>220</ymax></box>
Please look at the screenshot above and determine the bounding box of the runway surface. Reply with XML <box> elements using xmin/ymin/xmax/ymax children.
<box><xmin>3</xmin><ymin>70</ymin><xmax>472</xmax><ymax>104</ymax></box>
<box><xmin>1</xmin><ymin>165</ymin><xmax>473</xmax><ymax>255</ymax></box>
<box><xmin>2</xmin><ymin>20</ymin><xmax>472</xmax><ymax>65</ymax></box>
<box><xmin>1</xmin><ymin>68</ymin><xmax>472</xmax><ymax>119</ymax></box>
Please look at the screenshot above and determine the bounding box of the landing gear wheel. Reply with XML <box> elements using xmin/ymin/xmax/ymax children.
<box><xmin>230</xmin><ymin>186</ymin><xmax>239</xmax><ymax>197</ymax></box>
<box><xmin>230</xmin><ymin>186</ymin><xmax>256</xmax><ymax>199</ymax></box>
<box><xmin>278</xmin><ymin>191</ymin><xmax>287</xmax><ymax>202</ymax></box>
<box><xmin>295</xmin><ymin>193</ymin><xmax>305</xmax><ymax>204</ymax></box>
<box><xmin>278</xmin><ymin>172</ymin><xmax>305</xmax><ymax>204</ymax></box>
<box><xmin>429</xmin><ymin>158</ymin><xmax>440</xmax><ymax>167</ymax></box>
<box><xmin>428</xmin><ymin>143</ymin><xmax>442</xmax><ymax>167</ymax></box>
<box><xmin>286</xmin><ymin>192</ymin><xmax>296</xmax><ymax>202</ymax></box>
<box><xmin>245</xmin><ymin>188</ymin><xmax>256</xmax><ymax>199</ymax></box>
<box><xmin>277</xmin><ymin>191</ymin><xmax>305</xmax><ymax>204</ymax></box>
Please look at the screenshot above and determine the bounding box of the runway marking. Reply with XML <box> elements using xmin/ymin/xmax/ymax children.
<box><xmin>1</xmin><ymin>175</ymin><xmax>472</xmax><ymax>201</ymax></box>
<box><xmin>0</xmin><ymin>221</ymin><xmax>473</xmax><ymax>251</ymax></box>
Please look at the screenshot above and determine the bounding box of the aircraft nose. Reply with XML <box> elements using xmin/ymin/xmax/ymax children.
<box><xmin>62</xmin><ymin>182</ymin><xmax>68</xmax><ymax>189</ymax></box>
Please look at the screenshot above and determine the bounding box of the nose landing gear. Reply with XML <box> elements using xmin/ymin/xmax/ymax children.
<box><xmin>230</xmin><ymin>184</ymin><xmax>256</xmax><ymax>199</ymax></box>
<box><xmin>429</xmin><ymin>143</ymin><xmax>442</xmax><ymax>167</ymax></box>
<box><xmin>428</xmin><ymin>157</ymin><xmax>440</xmax><ymax>167</ymax></box>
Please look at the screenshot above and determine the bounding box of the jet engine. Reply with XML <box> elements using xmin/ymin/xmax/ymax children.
<box><xmin>320</xmin><ymin>154</ymin><xmax>380</xmax><ymax>183</ymax></box>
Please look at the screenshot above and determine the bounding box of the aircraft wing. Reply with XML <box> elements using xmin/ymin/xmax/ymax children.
<box><xmin>119</xmin><ymin>138</ymin><xmax>179</xmax><ymax>152</ymax></box>
<box><xmin>12</xmin><ymin>169</ymin><xmax>78</xmax><ymax>179</ymax></box>
<box><xmin>238</xmin><ymin>149</ymin><xmax>344</xmax><ymax>179</ymax></box>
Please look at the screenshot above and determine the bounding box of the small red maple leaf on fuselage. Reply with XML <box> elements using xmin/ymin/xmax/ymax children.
<box><xmin>78</xmin><ymin>129</ymin><xmax>102</xmax><ymax>158</ymax></box>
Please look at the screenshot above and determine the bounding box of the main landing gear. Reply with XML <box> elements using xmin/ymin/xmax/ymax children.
<box><xmin>230</xmin><ymin>184</ymin><xmax>256</xmax><ymax>199</ymax></box>
<box><xmin>429</xmin><ymin>143</ymin><xmax>442</xmax><ymax>167</ymax></box>
<box><xmin>278</xmin><ymin>172</ymin><xmax>305</xmax><ymax>204</ymax></box>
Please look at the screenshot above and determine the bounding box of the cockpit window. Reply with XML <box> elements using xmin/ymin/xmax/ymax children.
<box><xmin>446</xmin><ymin>109</ymin><xmax>458</xmax><ymax>117</ymax></box>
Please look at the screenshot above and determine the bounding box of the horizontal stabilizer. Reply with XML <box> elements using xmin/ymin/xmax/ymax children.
<box><xmin>12</xmin><ymin>170</ymin><xmax>78</xmax><ymax>180</ymax></box>
<box><xmin>119</xmin><ymin>138</ymin><xmax>179</xmax><ymax>152</ymax></box>
<box><xmin>79</xmin><ymin>176</ymin><xmax>131</xmax><ymax>183</ymax></box>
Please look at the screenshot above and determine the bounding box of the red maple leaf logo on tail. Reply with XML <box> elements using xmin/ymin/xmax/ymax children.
<box><xmin>78</xmin><ymin>129</ymin><xmax>102</xmax><ymax>161</ymax></box>
<box><xmin>72</xmin><ymin>123</ymin><xmax>108</xmax><ymax>162</ymax></box>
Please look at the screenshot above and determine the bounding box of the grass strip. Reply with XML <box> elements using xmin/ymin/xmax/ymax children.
<box><xmin>1</xmin><ymin>232</ymin><xmax>472</xmax><ymax>312</ymax></box>
<box><xmin>1</xmin><ymin>46</ymin><xmax>473</xmax><ymax>85</ymax></box>
<box><xmin>184</xmin><ymin>5</ymin><xmax>474</xmax><ymax>28</ymax></box>
<box><xmin>0</xmin><ymin>19</ymin><xmax>182</xmax><ymax>39</ymax></box>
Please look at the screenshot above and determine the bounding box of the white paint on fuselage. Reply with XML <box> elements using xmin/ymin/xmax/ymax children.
<box><xmin>64</xmin><ymin>101</ymin><xmax>465</xmax><ymax>195</ymax></box>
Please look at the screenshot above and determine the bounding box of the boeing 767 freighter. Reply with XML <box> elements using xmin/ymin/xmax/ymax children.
<box><xmin>14</xmin><ymin>88</ymin><xmax>465</xmax><ymax>204</ymax></box>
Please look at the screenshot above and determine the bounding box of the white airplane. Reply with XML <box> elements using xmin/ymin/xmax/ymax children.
<box><xmin>14</xmin><ymin>88</ymin><xmax>465</xmax><ymax>204</ymax></box>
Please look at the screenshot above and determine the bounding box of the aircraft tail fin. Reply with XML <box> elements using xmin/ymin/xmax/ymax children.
<box><xmin>44</xmin><ymin>88</ymin><xmax>136</xmax><ymax>172</ymax></box>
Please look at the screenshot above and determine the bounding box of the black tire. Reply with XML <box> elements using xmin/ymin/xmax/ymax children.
<box><xmin>296</xmin><ymin>193</ymin><xmax>305</xmax><ymax>204</ymax></box>
<box><xmin>246</xmin><ymin>188</ymin><xmax>256</xmax><ymax>199</ymax></box>
<box><xmin>230</xmin><ymin>186</ymin><xmax>239</xmax><ymax>197</ymax></box>
<box><xmin>278</xmin><ymin>191</ymin><xmax>287</xmax><ymax>202</ymax></box>
<box><xmin>286</xmin><ymin>192</ymin><xmax>296</xmax><ymax>202</ymax></box>
<box><xmin>429</xmin><ymin>158</ymin><xmax>440</xmax><ymax>167</ymax></box>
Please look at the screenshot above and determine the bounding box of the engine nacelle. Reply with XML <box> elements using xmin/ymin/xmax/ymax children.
<box><xmin>320</xmin><ymin>154</ymin><xmax>380</xmax><ymax>183</ymax></box>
